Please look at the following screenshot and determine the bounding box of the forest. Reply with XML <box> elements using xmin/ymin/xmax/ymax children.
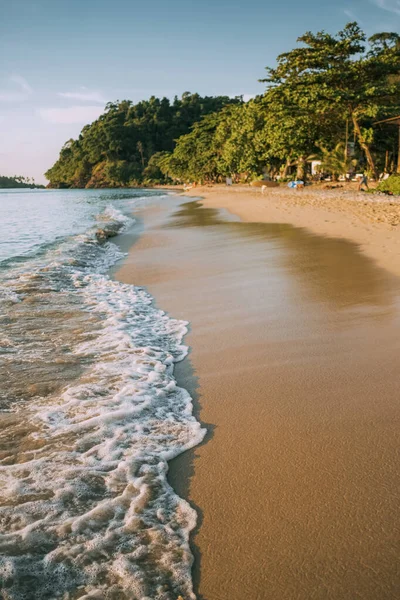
<box><xmin>0</xmin><ymin>175</ymin><xmax>44</xmax><ymax>189</ymax></box>
<box><xmin>46</xmin><ymin>23</ymin><xmax>400</xmax><ymax>189</ymax></box>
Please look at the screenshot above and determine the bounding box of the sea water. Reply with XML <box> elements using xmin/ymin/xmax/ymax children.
<box><xmin>0</xmin><ymin>189</ymin><xmax>205</xmax><ymax>599</ymax></box>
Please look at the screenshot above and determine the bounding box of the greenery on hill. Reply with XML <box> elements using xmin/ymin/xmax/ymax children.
<box><xmin>46</xmin><ymin>23</ymin><xmax>400</xmax><ymax>188</ymax></box>
<box><xmin>45</xmin><ymin>94</ymin><xmax>241</xmax><ymax>188</ymax></box>
<box><xmin>0</xmin><ymin>175</ymin><xmax>44</xmax><ymax>189</ymax></box>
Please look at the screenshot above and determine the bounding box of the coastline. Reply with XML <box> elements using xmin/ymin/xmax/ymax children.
<box><xmin>184</xmin><ymin>184</ymin><xmax>400</xmax><ymax>277</ymax></box>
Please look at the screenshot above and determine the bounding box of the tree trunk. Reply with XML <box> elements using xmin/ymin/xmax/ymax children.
<box><xmin>282</xmin><ymin>156</ymin><xmax>291</xmax><ymax>178</ymax></box>
<box><xmin>385</xmin><ymin>150</ymin><xmax>390</xmax><ymax>173</ymax></box>
<box><xmin>296</xmin><ymin>156</ymin><xmax>306</xmax><ymax>180</ymax></box>
<box><xmin>352</xmin><ymin>115</ymin><xmax>377</xmax><ymax>179</ymax></box>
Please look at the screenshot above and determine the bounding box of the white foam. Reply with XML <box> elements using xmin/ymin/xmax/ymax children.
<box><xmin>0</xmin><ymin>204</ymin><xmax>206</xmax><ymax>599</ymax></box>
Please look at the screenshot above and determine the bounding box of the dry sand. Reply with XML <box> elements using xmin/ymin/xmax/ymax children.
<box><xmin>114</xmin><ymin>192</ymin><xmax>400</xmax><ymax>600</ymax></box>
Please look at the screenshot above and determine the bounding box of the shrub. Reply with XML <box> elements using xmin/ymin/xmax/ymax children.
<box><xmin>377</xmin><ymin>174</ymin><xmax>400</xmax><ymax>195</ymax></box>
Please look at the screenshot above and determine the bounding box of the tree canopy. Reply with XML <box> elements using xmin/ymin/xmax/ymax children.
<box><xmin>45</xmin><ymin>93</ymin><xmax>241</xmax><ymax>188</ymax></box>
<box><xmin>46</xmin><ymin>23</ymin><xmax>400</xmax><ymax>188</ymax></box>
<box><xmin>261</xmin><ymin>23</ymin><xmax>400</xmax><ymax>177</ymax></box>
<box><xmin>0</xmin><ymin>175</ymin><xmax>44</xmax><ymax>189</ymax></box>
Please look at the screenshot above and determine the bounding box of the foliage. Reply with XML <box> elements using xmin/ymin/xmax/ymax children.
<box><xmin>260</xmin><ymin>23</ymin><xmax>400</xmax><ymax>177</ymax></box>
<box><xmin>318</xmin><ymin>143</ymin><xmax>357</xmax><ymax>180</ymax></box>
<box><xmin>46</xmin><ymin>23</ymin><xmax>400</xmax><ymax>187</ymax></box>
<box><xmin>45</xmin><ymin>93</ymin><xmax>241</xmax><ymax>188</ymax></box>
<box><xmin>156</xmin><ymin>100</ymin><xmax>272</xmax><ymax>183</ymax></box>
<box><xmin>160</xmin><ymin>23</ymin><xmax>399</xmax><ymax>184</ymax></box>
<box><xmin>377</xmin><ymin>174</ymin><xmax>400</xmax><ymax>195</ymax></box>
<box><xmin>0</xmin><ymin>175</ymin><xmax>44</xmax><ymax>189</ymax></box>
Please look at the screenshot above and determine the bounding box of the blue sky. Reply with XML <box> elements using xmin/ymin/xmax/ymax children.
<box><xmin>0</xmin><ymin>0</ymin><xmax>399</xmax><ymax>183</ymax></box>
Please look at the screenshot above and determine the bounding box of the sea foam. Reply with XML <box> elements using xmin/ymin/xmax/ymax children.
<box><xmin>0</xmin><ymin>204</ymin><xmax>205</xmax><ymax>599</ymax></box>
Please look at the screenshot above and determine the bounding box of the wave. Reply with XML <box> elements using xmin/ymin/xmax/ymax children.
<box><xmin>0</xmin><ymin>205</ymin><xmax>205</xmax><ymax>599</ymax></box>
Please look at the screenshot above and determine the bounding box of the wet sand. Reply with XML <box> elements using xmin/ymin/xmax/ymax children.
<box><xmin>114</xmin><ymin>195</ymin><xmax>400</xmax><ymax>600</ymax></box>
<box><xmin>185</xmin><ymin>185</ymin><xmax>400</xmax><ymax>278</ymax></box>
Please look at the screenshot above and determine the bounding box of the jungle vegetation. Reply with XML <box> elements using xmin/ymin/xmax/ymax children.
<box><xmin>46</xmin><ymin>23</ymin><xmax>400</xmax><ymax>188</ymax></box>
<box><xmin>0</xmin><ymin>175</ymin><xmax>44</xmax><ymax>189</ymax></box>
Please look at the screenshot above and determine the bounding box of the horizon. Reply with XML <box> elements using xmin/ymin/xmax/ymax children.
<box><xmin>1</xmin><ymin>0</ymin><xmax>399</xmax><ymax>183</ymax></box>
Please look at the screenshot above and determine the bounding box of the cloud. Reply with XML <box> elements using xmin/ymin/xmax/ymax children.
<box><xmin>38</xmin><ymin>105</ymin><xmax>105</xmax><ymax>124</ymax></box>
<box><xmin>57</xmin><ymin>90</ymin><xmax>106</xmax><ymax>103</ymax></box>
<box><xmin>343</xmin><ymin>8</ymin><xmax>356</xmax><ymax>18</ymax></box>
<box><xmin>10</xmin><ymin>75</ymin><xmax>32</xmax><ymax>94</ymax></box>
<box><xmin>0</xmin><ymin>75</ymin><xmax>33</xmax><ymax>102</ymax></box>
<box><xmin>372</xmin><ymin>0</ymin><xmax>400</xmax><ymax>15</ymax></box>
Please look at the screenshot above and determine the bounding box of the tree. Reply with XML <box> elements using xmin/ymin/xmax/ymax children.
<box><xmin>46</xmin><ymin>93</ymin><xmax>240</xmax><ymax>188</ymax></box>
<box><xmin>0</xmin><ymin>175</ymin><xmax>44</xmax><ymax>189</ymax></box>
<box><xmin>261</xmin><ymin>23</ymin><xmax>400</xmax><ymax>178</ymax></box>
<box><xmin>318</xmin><ymin>143</ymin><xmax>357</xmax><ymax>180</ymax></box>
<box><xmin>158</xmin><ymin>113</ymin><xmax>221</xmax><ymax>183</ymax></box>
<box><xmin>137</xmin><ymin>141</ymin><xmax>145</xmax><ymax>167</ymax></box>
<box><xmin>214</xmin><ymin>100</ymin><xmax>267</xmax><ymax>179</ymax></box>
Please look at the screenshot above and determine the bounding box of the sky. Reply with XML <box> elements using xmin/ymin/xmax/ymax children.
<box><xmin>0</xmin><ymin>0</ymin><xmax>399</xmax><ymax>183</ymax></box>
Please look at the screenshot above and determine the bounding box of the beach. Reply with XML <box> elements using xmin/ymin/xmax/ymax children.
<box><xmin>4</xmin><ymin>0</ymin><xmax>400</xmax><ymax>596</ymax></box>
<box><xmin>184</xmin><ymin>184</ymin><xmax>400</xmax><ymax>277</ymax></box>
<box><xmin>115</xmin><ymin>190</ymin><xmax>400</xmax><ymax>599</ymax></box>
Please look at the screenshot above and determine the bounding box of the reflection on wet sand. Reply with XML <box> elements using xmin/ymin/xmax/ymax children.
<box><xmin>115</xmin><ymin>196</ymin><xmax>400</xmax><ymax>600</ymax></box>
<box><xmin>166</xmin><ymin>200</ymin><xmax>397</xmax><ymax>312</ymax></box>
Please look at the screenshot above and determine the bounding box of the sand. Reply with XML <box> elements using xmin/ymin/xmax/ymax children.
<box><xmin>114</xmin><ymin>192</ymin><xmax>400</xmax><ymax>600</ymax></box>
<box><xmin>184</xmin><ymin>184</ymin><xmax>400</xmax><ymax>277</ymax></box>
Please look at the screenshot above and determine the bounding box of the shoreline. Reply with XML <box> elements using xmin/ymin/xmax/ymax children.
<box><xmin>184</xmin><ymin>185</ymin><xmax>400</xmax><ymax>277</ymax></box>
<box><xmin>113</xmin><ymin>194</ymin><xmax>400</xmax><ymax>599</ymax></box>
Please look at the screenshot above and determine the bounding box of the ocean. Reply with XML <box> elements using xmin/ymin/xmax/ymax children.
<box><xmin>0</xmin><ymin>188</ymin><xmax>205</xmax><ymax>600</ymax></box>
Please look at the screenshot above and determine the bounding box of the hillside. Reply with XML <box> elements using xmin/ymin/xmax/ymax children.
<box><xmin>45</xmin><ymin>93</ymin><xmax>241</xmax><ymax>188</ymax></box>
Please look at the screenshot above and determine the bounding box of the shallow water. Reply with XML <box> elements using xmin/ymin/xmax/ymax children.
<box><xmin>115</xmin><ymin>196</ymin><xmax>400</xmax><ymax>600</ymax></box>
<box><xmin>0</xmin><ymin>190</ymin><xmax>204</xmax><ymax>599</ymax></box>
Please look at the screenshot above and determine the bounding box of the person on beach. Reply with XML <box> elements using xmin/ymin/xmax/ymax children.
<box><xmin>358</xmin><ymin>173</ymin><xmax>369</xmax><ymax>192</ymax></box>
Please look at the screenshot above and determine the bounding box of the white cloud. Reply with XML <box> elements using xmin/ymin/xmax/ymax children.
<box><xmin>0</xmin><ymin>74</ymin><xmax>33</xmax><ymax>102</ymax></box>
<box><xmin>57</xmin><ymin>90</ymin><xmax>106</xmax><ymax>103</ymax></box>
<box><xmin>10</xmin><ymin>75</ymin><xmax>32</xmax><ymax>94</ymax></box>
<box><xmin>343</xmin><ymin>8</ymin><xmax>356</xmax><ymax>18</ymax></box>
<box><xmin>38</xmin><ymin>105</ymin><xmax>105</xmax><ymax>124</ymax></box>
<box><xmin>372</xmin><ymin>0</ymin><xmax>400</xmax><ymax>15</ymax></box>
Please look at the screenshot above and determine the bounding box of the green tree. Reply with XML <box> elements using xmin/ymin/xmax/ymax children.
<box><xmin>159</xmin><ymin>113</ymin><xmax>221</xmax><ymax>183</ymax></box>
<box><xmin>261</xmin><ymin>23</ymin><xmax>400</xmax><ymax>178</ymax></box>
<box><xmin>318</xmin><ymin>143</ymin><xmax>357</xmax><ymax>180</ymax></box>
<box><xmin>46</xmin><ymin>93</ymin><xmax>239</xmax><ymax>188</ymax></box>
<box><xmin>0</xmin><ymin>175</ymin><xmax>44</xmax><ymax>189</ymax></box>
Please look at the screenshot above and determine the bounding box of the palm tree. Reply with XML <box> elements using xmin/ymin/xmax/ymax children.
<box><xmin>318</xmin><ymin>142</ymin><xmax>357</xmax><ymax>181</ymax></box>
<box><xmin>282</xmin><ymin>153</ymin><xmax>318</xmax><ymax>180</ymax></box>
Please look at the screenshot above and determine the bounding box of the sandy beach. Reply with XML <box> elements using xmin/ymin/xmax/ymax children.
<box><xmin>114</xmin><ymin>191</ymin><xmax>400</xmax><ymax>599</ymax></box>
<box><xmin>184</xmin><ymin>184</ymin><xmax>400</xmax><ymax>277</ymax></box>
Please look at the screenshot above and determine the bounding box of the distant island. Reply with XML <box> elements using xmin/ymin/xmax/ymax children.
<box><xmin>46</xmin><ymin>23</ymin><xmax>400</xmax><ymax>191</ymax></box>
<box><xmin>0</xmin><ymin>175</ymin><xmax>45</xmax><ymax>189</ymax></box>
